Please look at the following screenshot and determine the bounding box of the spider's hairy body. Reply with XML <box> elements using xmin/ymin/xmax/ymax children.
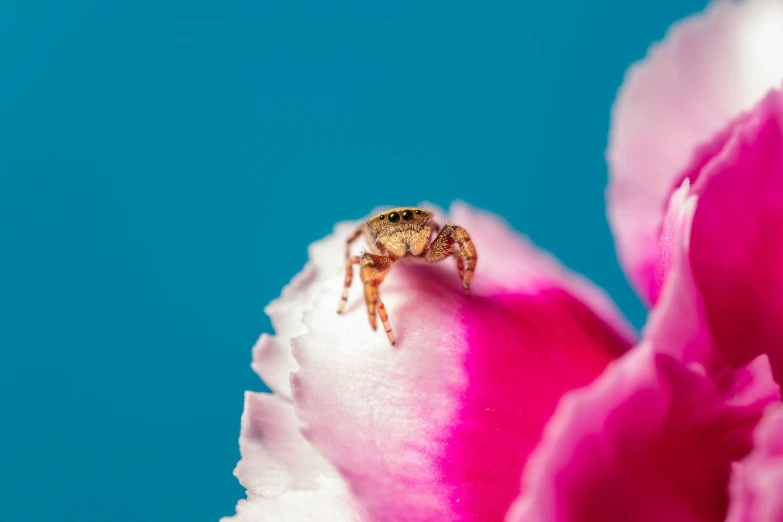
<box><xmin>363</xmin><ymin>206</ymin><xmax>434</xmax><ymax>257</ymax></box>
<box><xmin>337</xmin><ymin>206</ymin><xmax>477</xmax><ymax>345</ymax></box>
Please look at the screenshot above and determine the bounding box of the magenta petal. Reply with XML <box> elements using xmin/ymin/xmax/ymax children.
<box><xmin>649</xmin><ymin>178</ymin><xmax>694</xmax><ymax>304</ymax></box>
<box><xmin>641</xmin><ymin>180</ymin><xmax>726</xmax><ymax>372</ymax></box>
<box><xmin>506</xmin><ymin>347</ymin><xmax>780</xmax><ymax>522</ymax></box>
<box><xmin>635</xmin><ymin>95</ymin><xmax>783</xmax><ymax>384</ymax></box>
<box><xmin>286</xmin><ymin>202</ymin><xmax>633</xmax><ymax>521</ymax></box>
<box><xmin>607</xmin><ymin>0</ymin><xmax>783</xmax><ymax>303</ymax></box>
<box><xmin>727</xmin><ymin>405</ymin><xmax>783</xmax><ymax>522</ymax></box>
<box><xmin>688</xmin><ymin>91</ymin><xmax>783</xmax><ymax>384</ymax></box>
<box><xmin>221</xmin><ymin>392</ymin><xmax>366</xmax><ymax>521</ymax></box>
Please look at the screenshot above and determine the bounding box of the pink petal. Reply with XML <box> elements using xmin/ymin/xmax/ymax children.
<box><xmin>221</xmin><ymin>392</ymin><xmax>367</xmax><ymax>521</ymax></box>
<box><xmin>607</xmin><ymin>0</ymin><xmax>783</xmax><ymax>303</ymax></box>
<box><xmin>507</xmin><ymin>162</ymin><xmax>781</xmax><ymax>522</ymax></box>
<box><xmin>641</xmin><ymin>178</ymin><xmax>725</xmax><ymax>372</ymax></box>
<box><xmin>649</xmin><ymin>178</ymin><xmax>694</xmax><ymax>304</ymax></box>
<box><xmin>632</xmin><ymin>91</ymin><xmax>783</xmax><ymax>384</ymax></box>
<box><xmin>686</xmin><ymin>91</ymin><xmax>783</xmax><ymax>384</ymax></box>
<box><xmin>286</xmin><ymin>202</ymin><xmax>633</xmax><ymax>521</ymax></box>
<box><xmin>632</xmin><ymin>173</ymin><xmax>780</xmax><ymax>394</ymax></box>
<box><xmin>506</xmin><ymin>346</ymin><xmax>780</xmax><ymax>522</ymax></box>
<box><xmin>727</xmin><ymin>404</ymin><xmax>783</xmax><ymax>522</ymax></box>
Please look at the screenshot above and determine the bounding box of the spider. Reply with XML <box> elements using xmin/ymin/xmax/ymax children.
<box><xmin>337</xmin><ymin>207</ymin><xmax>477</xmax><ymax>345</ymax></box>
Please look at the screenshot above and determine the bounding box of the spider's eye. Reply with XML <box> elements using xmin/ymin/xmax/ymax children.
<box><xmin>415</xmin><ymin>210</ymin><xmax>421</xmax><ymax>215</ymax></box>
<box><xmin>402</xmin><ymin>210</ymin><xmax>414</xmax><ymax>221</ymax></box>
<box><xmin>379</xmin><ymin>214</ymin><xmax>385</xmax><ymax>220</ymax></box>
<box><xmin>388</xmin><ymin>212</ymin><xmax>400</xmax><ymax>223</ymax></box>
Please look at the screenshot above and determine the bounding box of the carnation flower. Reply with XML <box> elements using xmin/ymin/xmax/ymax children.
<box><xmin>223</xmin><ymin>1</ymin><xmax>783</xmax><ymax>520</ymax></box>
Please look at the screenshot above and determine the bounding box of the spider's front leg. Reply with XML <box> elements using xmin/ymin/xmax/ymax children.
<box><xmin>337</xmin><ymin>255</ymin><xmax>361</xmax><ymax>313</ymax></box>
<box><xmin>423</xmin><ymin>223</ymin><xmax>477</xmax><ymax>298</ymax></box>
<box><xmin>359</xmin><ymin>253</ymin><xmax>397</xmax><ymax>345</ymax></box>
<box><xmin>337</xmin><ymin>226</ymin><xmax>364</xmax><ymax>313</ymax></box>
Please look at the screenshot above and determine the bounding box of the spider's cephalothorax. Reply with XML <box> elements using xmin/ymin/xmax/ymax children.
<box><xmin>337</xmin><ymin>207</ymin><xmax>477</xmax><ymax>345</ymax></box>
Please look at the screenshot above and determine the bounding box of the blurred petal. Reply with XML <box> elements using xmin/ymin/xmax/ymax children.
<box><xmin>287</xmin><ymin>202</ymin><xmax>633</xmax><ymax>521</ymax></box>
<box><xmin>508</xmin><ymin>154</ymin><xmax>783</xmax><ymax>521</ymax></box>
<box><xmin>221</xmin><ymin>392</ymin><xmax>366</xmax><ymax>521</ymax></box>
<box><xmin>649</xmin><ymin>178</ymin><xmax>694</xmax><ymax>303</ymax></box>
<box><xmin>641</xmin><ymin>179</ymin><xmax>724</xmax><ymax>371</ymax></box>
<box><xmin>687</xmin><ymin>91</ymin><xmax>783</xmax><ymax>384</ymax></box>
<box><xmin>727</xmin><ymin>404</ymin><xmax>783</xmax><ymax>522</ymax></box>
<box><xmin>630</xmin><ymin>90</ymin><xmax>783</xmax><ymax>386</ymax></box>
<box><xmin>607</xmin><ymin>0</ymin><xmax>783</xmax><ymax>303</ymax></box>
<box><xmin>506</xmin><ymin>347</ymin><xmax>780</xmax><ymax>522</ymax></box>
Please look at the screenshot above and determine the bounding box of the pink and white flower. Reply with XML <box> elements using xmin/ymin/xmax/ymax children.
<box><xmin>223</xmin><ymin>1</ymin><xmax>783</xmax><ymax>520</ymax></box>
<box><xmin>227</xmin><ymin>202</ymin><xmax>635</xmax><ymax>521</ymax></box>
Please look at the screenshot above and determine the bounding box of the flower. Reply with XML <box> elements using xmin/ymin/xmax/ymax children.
<box><xmin>223</xmin><ymin>1</ymin><xmax>783</xmax><ymax>520</ymax></box>
<box><xmin>224</xmin><ymin>203</ymin><xmax>636</xmax><ymax>521</ymax></box>
<box><xmin>507</xmin><ymin>0</ymin><xmax>783</xmax><ymax>520</ymax></box>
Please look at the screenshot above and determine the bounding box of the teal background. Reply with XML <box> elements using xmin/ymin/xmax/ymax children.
<box><xmin>0</xmin><ymin>1</ymin><xmax>707</xmax><ymax>521</ymax></box>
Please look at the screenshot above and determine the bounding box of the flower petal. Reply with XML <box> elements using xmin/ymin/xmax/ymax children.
<box><xmin>607</xmin><ymin>0</ymin><xmax>783</xmax><ymax>303</ymax></box>
<box><xmin>252</xmin><ymin>221</ymin><xmax>364</xmax><ymax>398</ymax></box>
<box><xmin>686</xmin><ymin>90</ymin><xmax>783</xmax><ymax>385</ymax></box>
<box><xmin>221</xmin><ymin>392</ymin><xmax>366</xmax><ymax>521</ymax></box>
<box><xmin>287</xmin><ymin>202</ymin><xmax>633</xmax><ymax>521</ymax></box>
<box><xmin>727</xmin><ymin>404</ymin><xmax>783</xmax><ymax>522</ymax></box>
<box><xmin>641</xmin><ymin>178</ymin><xmax>724</xmax><ymax>371</ymax></box>
<box><xmin>507</xmin><ymin>164</ymin><xmax>782</xmax><ymax>522</ymax></box>
<box><xmin>252</xmin><ymin>334</ymin><xmax>296</xmax><ymax>399</ymax></box>
<box><xmin>632</xmin><ymin>90</ymin><xmax>783</xmax><ymax>388</ymax></box>
<box><xmin>506</xmin><ymin>346</ymin><xmax>780</xmax><ymax>522</ymax></box>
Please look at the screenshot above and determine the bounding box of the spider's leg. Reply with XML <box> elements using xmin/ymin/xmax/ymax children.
<box><xmin>359</xmin><ymin>253</ymin><xmax>396</xmax><ymax>344</ymax></box>
<box><xmin>423</xmin><ymin>223</ymin><xmax>477</xmax><ymax>298</ymax></box>
<box><xmin>344</xmin><ymin>226</ymin><xmax>363</xmax><ymax>260</ymax></box>
<box><xmin>456</xmin><ymin>254</ymin><xmax>465</xmax><ymax>281</ymax></box>
<box><xmin>337</xmin><ymin>255</ymin><xmax>362</xmax><ymax>313</ymax></box>
<box><xmin>452</xmin><ymin>225</ymin><xmax>477</xmax><ymax>298</ymax></box>
<box><xmin>337</xmin><ymin>226</ymin><xmax>365</xmax><ymax>313</ymax></box>
<box><xmin>376</xmin><ymin>298</ymin><xmax>394</xmax><ymax>345</ymax></box>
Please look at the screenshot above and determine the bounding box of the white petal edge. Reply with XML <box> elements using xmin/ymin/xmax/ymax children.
<box><xmin>221</xmin><ymin>392</ymin><xmax>365</xmax><ymax>522</ymax></box>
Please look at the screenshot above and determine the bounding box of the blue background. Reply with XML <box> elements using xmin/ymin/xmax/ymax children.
<box><xmin>1</xmin><ymin>1</ymin><xmax>708</xmax><ymax>520</ymax></box>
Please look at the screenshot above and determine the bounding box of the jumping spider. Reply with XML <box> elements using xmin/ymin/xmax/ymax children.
<box><xmin>337</xmin><ymin>207</ymin><xmax>477</xmax><ymax>345</ymax></box>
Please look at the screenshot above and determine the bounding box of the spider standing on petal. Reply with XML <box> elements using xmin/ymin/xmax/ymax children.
<box><xmin>337</xmin><ymin>207</ymin><xmax>477</xmax><ymax>345</ymax></box>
